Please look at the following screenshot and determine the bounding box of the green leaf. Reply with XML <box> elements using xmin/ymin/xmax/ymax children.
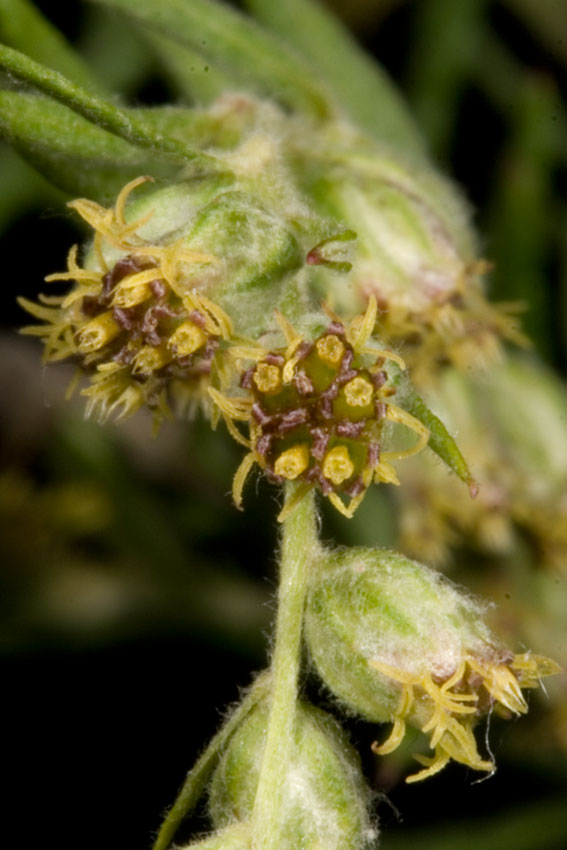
<box><xmin>143</xmin><ymin>30</ymin><xmax>234</xmax><ymax>104</ymax></box>
<box><xmin>407</xmin><ymin>0</ymin><xmax>490</xmax><ymax>161</ymax></box>
<box><xmin>0</xmin><ymin>0</ymin><xmax>103</xmax><ymax>90</ymax></box>
<box><xmin>403</xmin><ymin>384</ymin><xmax>478</xmax><ymax>494</ymax></box>
<box><xmin>78</xmin><ymin>3</ymin><xmax>155</xmax><ymax>95</ymax></box>
<box><xmin>243</xmin><ymin>0</ymin><xmax>426</xmax><ymax>158</ymax></box>
<box><xmin>0</xmin><ymin>44</ymin><xmax>221</xmax><ymax>171</ymax></box>
<box><xmin>0</xmin><ymin>90</ymin><xmax>178</xmax><ymax>199</ymax></box>
<box><xmin>89</xmin><ymin>0</ymin><xmax>332</xmax><ymax>118</ymax></box>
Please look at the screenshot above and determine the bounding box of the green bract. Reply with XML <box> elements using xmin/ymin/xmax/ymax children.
<box><xmin>208</xmin><ymin>698</ymin><xmax>377</xmax><ymax>850</ymax></box>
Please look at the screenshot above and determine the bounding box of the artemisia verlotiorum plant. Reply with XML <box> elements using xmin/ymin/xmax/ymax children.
<box><xmin>3</xmin><ymin>1</ymin><xmax>563</xmax><ymax>848</ymax></box>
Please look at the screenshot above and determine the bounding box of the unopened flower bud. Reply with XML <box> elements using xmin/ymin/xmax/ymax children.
<box><xmin>397</xmin><ymin>356</ymin><xmax>567</xmax><ymax>566</ymax></box>
<box><xmin>179</xmin><ymin>823</ymin><xmax>251</xmax><ymax>850</ymax></box>
<box><xmin>304</xmin><ymin>546</ymin><xmax>560</xmax><ymax>782</ymax></box>
<box><xmin>309</xmin><ymin>156</ymin><xmax>524</xmax><ymax>379</ymax></box>
<box><xmin>208</xmin><ymin>698</ymin><xmax>377</xmax><ymax>849</ymax></box>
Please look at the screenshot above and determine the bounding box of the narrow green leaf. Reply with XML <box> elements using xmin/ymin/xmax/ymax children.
<box><xmin>403</xmin><ymin>384</ymin><xmax>478</xmax><ymax>494</ymax></box>
<box><xmin>0</xmin><ymin>0</ymin><xmax>103</xmax><ymax>91</ymax></box>
<box><xmin>0</xmin><ymin>90</ymin><xmax>180</xmax><ymax>199</ymax></box>
<box><xmin>90</xmin><ymin>0</ymin><xmax>332</xmax><ymax>118</ymax></box>
<box><xmin>407</xmin><ymin>0</ymin><xmax>489</xmax><ymax>161</ymax></box>
<box><xmin>78</xmin><ymin>4</ymin><xmax>155</xmax><ymax>95</ymax></box>
<box><xmin>132</xmin><ymin>105</ymin><xmax>251</xmax><ymax>151</ymax></box>
<box><xmin>143</xmin><ymin>30</ymin><xmax>234</xmax><ymax>104</ymax></box>
<box><xmin>0</xmin><ymin>44</ymin><xmax>221</xmax><ymax>171</ymax></box>
<box><xmin>243</xmin><ymin>0</ymin><xmax>426</xmax><ymax>158</ymax></box>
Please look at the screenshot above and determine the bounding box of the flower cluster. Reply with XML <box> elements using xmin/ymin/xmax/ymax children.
<box><xmin>304</xmin><ymin>546</ymin><xmax>561</xmax><ymax>783</ymax></box>
<box><xmin>370</xmin><ymin>650</ymin><xmax>559</xmax><ymax>782</ymax></box>
<box><xmin>19</xmin><ymin>178</ymin><xmax>233</xmax><ymax>424</ymax></box>
<box><xmin>210</xmin><ymin>296</ymin><xmax>429</xmax><ymax>519</ymax></box>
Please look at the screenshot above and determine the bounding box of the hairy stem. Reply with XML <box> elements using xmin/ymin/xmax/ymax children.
<box><xmin>251</xmin><ymin>484</ymin><xmax>319</xmax><ymax>849</ymax></box>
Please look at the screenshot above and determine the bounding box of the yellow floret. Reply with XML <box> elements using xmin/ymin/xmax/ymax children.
<box><xmin>132</xmin><ymin>346</ymin><xmax>172</xmax><ymax>375</ymax></box>
<box><xmin>322</xmin><ymin>446</ymin><xmax>355</xmax><ymax>485</ymax></box>
<box><xmin>274</xmin><ymin>444</ymin><xmax>310</xmax><ymax>480</ymax></box>
<box><xmin>253</xmin><ymin>361</ymin><xmax>282</xmax><ymax>393</ymax></box>
<box><xmin>344</xmin><ymin>376</ymin><xmax>374</xmax><ymax>407</ymax></box>
<box><xmin>76</xmin><ymin>312</ymin><xmax>121</xmax><ymax>353</ymax></box>
<box><xmin>316</xmin><ymin>334</ymin><xmax>345</xmax><ymax>366</ymax></box>
<box><xmin>168</xmin><ymin>321</ymin><xmax>208</xmax><ymax>356</ymax></box>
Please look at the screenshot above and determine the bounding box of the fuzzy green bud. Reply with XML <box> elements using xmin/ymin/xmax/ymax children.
<box><xmin>396</xmin><ymin>356</ymin><xmax>567</xmax><ymax>565</ymax></box>
<box><xmin>306</xmin><ymin>151</ymin><xmax>522</xmax><ymax>379</ymax></box>
<box><xmin>208</xmin><ymin>698</ymin><xmax>377</xmax><ymax>849</ymax></box>
<box><xmin>180</xmin><ymin>823</ymin><xmax>251</xmax><ymax>850</ymax></box>
<box><xmin>304</xmin><ymin>546</ymin><xmax>560</xmax><ymax>782</ymax></box>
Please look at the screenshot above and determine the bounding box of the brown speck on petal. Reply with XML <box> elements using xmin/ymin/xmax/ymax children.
<box><xmin>149</xmin><ymin>278</ymin><xmax>167</xmax><ymax>299</ymax></box>
<box><xmin>337</xmin><ymin>420</ymin><xmax>366</xmax><ymax>438</ymax></box>
<box><xmin>189</xmin><ymin>310</ymin><xmax>207</xmax><ymax>329</ymax></box>
<box><xmin>310</xmin><ymin>427</ymin><xmax>329</xmax><ymax>460</ymax></box>
<box><xmin>294</xmin><ymin>370</ymin><xmax>314</xmax><ymax>396</ymax></box>
<box><xmin>113</xmin><ymin>306</ymin><xmax>138</xmax><ymax>331</ymax></box>
<box><xmin>252</xmin><ymin>403</ymin><xmax>272</xmax><ymax>426</ymax></box>
<box><xmin>367</xmin><ymin>443</ymin><xmax>380</xmax><ymax>468</ymax></box>
<box><xmin>339</xmin><ymin>348</ymin><xmax>354</xmax><ymax>372</ymax></box>
<box><xmin>240</xmin><ymin>367</ymin><xmax>255</xmax><ymax>389</ymax></box>
<box><xmin>278</xmin><ymin>408</ymin><xmax>308</xmax><ymax>433</ymax></box>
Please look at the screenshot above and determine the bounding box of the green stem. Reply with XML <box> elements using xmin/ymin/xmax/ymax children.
<box><xmin>251</xmin><ymin>484</ymin><xmax>319</xmax><ymax>849</ymax></box>
<box><xmin>152</xmin><ymin>675</ymin><xmax>269</xmax><ymax>850</ymax></box>
<box><xmin>0</xmin><ymin>44</ymin><xmax>220</xmax><ymax>170</ymax></box>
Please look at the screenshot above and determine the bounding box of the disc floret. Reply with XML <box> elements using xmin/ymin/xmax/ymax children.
<box><xmin>210</xmin><ymin>296</ymin><xmax>429</xmax><ymax>518</ymax></box>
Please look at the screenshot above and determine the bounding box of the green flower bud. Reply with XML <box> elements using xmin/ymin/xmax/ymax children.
<box><xmin>396</xmin><ymin>356</ymin><xmax>567</xmax><ymax>566</ymax></box>
<box><xmin>304</xmin><ymin>546</ymin><xmax>560</xmax><ymax>782</ymax></box>
<box><xmin>208</xmin><ymin>698</ymin><xmax>377</xmax><ymax>850</ymax></box>
<box><xmin>179</xmin><ymin>823</ymin><xmax>251</xmax><ymax>850</ymax></box>
<box><xmin>305</xmin><ymin>150</ymin><xmax>524</xmax><ymax>381</ymax></box>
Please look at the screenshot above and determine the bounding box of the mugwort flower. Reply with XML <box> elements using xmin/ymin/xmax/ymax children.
<box><xmin>19</xmin><ymin>177</ymin><xmax>234</xmax><ymax>425</ymax></box>
<box><xmin>209</xmin><ymin>296</ymin><xmax>429</xmax><ymax>519</ymax></box>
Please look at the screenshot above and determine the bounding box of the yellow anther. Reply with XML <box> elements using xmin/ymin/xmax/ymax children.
<box><xmin>274</xmin><ymin>444</ymin><xmax>310</xmax><ymax>480</ymax></box>
<box><xmin>76</xmin><ymin>312</ymin><xmax>121</xmax><ymax>353</ymax></box>
<box><xmin>132</xmin><ymin>345</ymin><xmax>172</xmax><ymax>375</ymax></box>
<box><xmin>322</xmin><ymin>445</ymin><xmax>355</xmax><ymax>485</ymax></box>
<box><xmin>316</xmin><ymin>334</ymin><xmax>345</xmax><ymax>366</ymax></box>
<box><xmin>344</xmin><ymin>376</ymin><xmax>374</xmax><ymax>407</ymax></box>
<box><xmin>253</xmin><ymin>362</ymin><xmax>282</xmax><ymax>393</ymax></box>
<box><xmin>113</xmin><ymin>283</ymin><xmax>153</xmax><ymax>308</ymax></box>
<box><xmin>168</xmin><ymin>321</ymin><xmax>207</xmax><ymax>356</ymax></box>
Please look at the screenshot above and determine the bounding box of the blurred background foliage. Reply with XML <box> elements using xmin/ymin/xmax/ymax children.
<box><xmin>0</xmin><ymin>1</ymin><xmax>565</xmax><ymax>848</ymax></box>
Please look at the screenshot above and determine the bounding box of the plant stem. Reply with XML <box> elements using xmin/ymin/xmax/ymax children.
<box><xmin>152</xmin><ymin>675</ymin><xmax>269</xmax><ymax>850</ymax></box>
<box><xmin>251</xmin><ymin>483</ymin><xmax>319</xmax><ymax>849</ymax></box>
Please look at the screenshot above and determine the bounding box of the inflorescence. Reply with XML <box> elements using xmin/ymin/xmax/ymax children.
<box><xmin>210</xmin><ymin>296</ymin><xmax>429</xmax><ymax>519</ymax></box>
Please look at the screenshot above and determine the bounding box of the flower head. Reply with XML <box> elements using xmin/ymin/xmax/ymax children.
<box><xmin>304</xmin><ymin>547</ymin><xmax>561</xmax><ymax>782</ymax></box>
<box><xmin>19</xmin><ymin>177</ymin><xmax>233</xmax><ymax>424</ymax></box>
<box><xmin>209</xmin><ymin>296</ymin><xmax>429</xmax><ymax>519</ymax></box>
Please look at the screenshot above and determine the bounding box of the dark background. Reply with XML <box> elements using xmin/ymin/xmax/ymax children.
<box><xmin>1</xmin><ymin>1</ymin><xmax>565</xmax><ymax>848</ymax></box>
